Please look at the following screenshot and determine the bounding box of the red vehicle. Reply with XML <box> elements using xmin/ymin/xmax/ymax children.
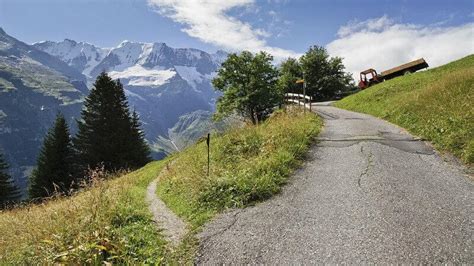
<box><xmin>359</xmin><ymin>58</ymin><xmax>429</xmax><ymax>89</ymax></box>
<box><xmin>358</xmin><ymin>68</ymin><xmax>382</xmax><ymax>89</ymax></box>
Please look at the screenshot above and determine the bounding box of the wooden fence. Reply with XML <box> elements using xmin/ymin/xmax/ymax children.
<box><xmin>284</xmin><ymin>93</ymin><xmax>312</xmax><ymax>112</ymax></box>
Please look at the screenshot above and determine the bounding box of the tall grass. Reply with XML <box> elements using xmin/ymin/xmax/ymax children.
<box><xmin>0</xmin><ymin>161</ymin><xmax>168</xmax><ymax>264</ymax></box>
<box><xmin>157</xmin><ymin>108</ymin><xmax>322</xmax><ymax>227</ymax></box>
<box><xmin>336</xmin><ymin>55</ymin><xmax>474</xmax><ymax>163</ymax></box>
<box><xmin>0</xmin><ymin>108</ymin><xmax>322</xmax><ymax>263</ymax></box>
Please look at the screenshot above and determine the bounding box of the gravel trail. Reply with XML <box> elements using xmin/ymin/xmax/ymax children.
<box><xmin>146</xmin><ymin>171</ymin><xmax>187</xmax><ymax>246</ymax></box>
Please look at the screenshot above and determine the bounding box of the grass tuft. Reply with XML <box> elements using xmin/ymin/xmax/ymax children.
<box><xmin>0</xmin><ymin>161</ymin><xmax>168</xmax><ymax>264</ymax></box>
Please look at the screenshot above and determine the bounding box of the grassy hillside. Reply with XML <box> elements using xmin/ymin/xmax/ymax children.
<box><xmin>157</xmin><ymin>108</ymin><xmax>322</xmax><ymax>228</ymax></box>
<box><xmin>0</xmin><ymin>108</ymin><xmax>321</xmax><ymax>263</ymax></box>
<box><xmin>336</xmin><ymin>55</ymin><xmax>474</xmax><ymax>163</ymax></box>
<box><xmin>0</xmin><ymin>162</ymin><xmax>168</xmax><ymax>264</ymax></box>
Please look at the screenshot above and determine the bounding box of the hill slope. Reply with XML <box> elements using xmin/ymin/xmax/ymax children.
<box><xmin>335</xmin><ymin>55</ymin><xmax>474</xmax><ymax>163</ymax></box>
<box><xmin>0</xmin><ymin>161</ymin><xmax>168</xmax><ymax>264</ymax></box>
<box><xmin>0</xmin><ymin>108</ymin><xmax>321</xmax><ymax>263</ymax></box>
<box><xmin>0</xmin><ymin>28</ymin><xmax>88</xmax><ymax>191</ymax></box>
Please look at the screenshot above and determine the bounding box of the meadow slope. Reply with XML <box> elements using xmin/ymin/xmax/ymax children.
<box><xmin>336</xmin><ymin>55</ymin><xmax>474</xmax><ymax>163</ymax></box>
<box><xmin>0</xmin><ymin>162</ymin><xmax>168</xmax><ymax>264</ymax></box>
<box><xmin>0</xmin><ymin>108</ymin><xmax>322</xmax><ymax>263</ymax></box>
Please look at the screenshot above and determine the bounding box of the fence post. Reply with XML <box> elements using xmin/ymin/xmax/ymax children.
<box><xmin>303</xmin><ymin>82</ymin><xmax>306</xmax><ymax>114</ymax></box>
<box><xmin>206</xmin><ymin>133</ymin><xmax>210</xmax><ymax>177</ymax></box>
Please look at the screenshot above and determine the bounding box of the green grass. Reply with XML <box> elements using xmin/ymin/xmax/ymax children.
<box><xmin>335</xmin><ymin>55</ymin><xmax>474</xmax><ymax>163</ymax></box>
<box><xmin>0</xmin><ymin>161</ymin><xmax>169</xmax><ymax>264</ymax></box>
<box><xmin>0</xmin><ymin>108</ymin><xmax>322</xmax><ymax>264</ymax></box>
<box><xmin>156</xmin><ymin>108</ymin><xmax>322</xmax><ymax>229</ymax></box>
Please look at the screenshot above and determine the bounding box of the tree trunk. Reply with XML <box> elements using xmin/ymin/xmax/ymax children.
<box><xmin>254</xmin><ymin>111</ymin><xmax>259</xmax><ymax>125</ymax></box>
<box><xmin>248</xmin><ymin>107</ymin><xmax>257</xmax><ymax>125</ymax></box>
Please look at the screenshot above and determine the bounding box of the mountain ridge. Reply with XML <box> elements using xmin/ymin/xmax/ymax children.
<box><xmin>0</xmin><ymin>28</ymin><xmax>88</xmax><ymax>192</ymax></box>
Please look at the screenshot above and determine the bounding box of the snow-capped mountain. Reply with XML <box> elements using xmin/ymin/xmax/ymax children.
<box><xmin>33</xmin><ymin>39</ymin><xmax>109</xmax><ymax>78</ymax></box>
<box><xmin>89</xmin><ymin>41</ymin><xmax>220</xmax><ymax>91</ymax></box>
<box><xmin>35</xmin><ymin>39</ymin><xmax>227</xmax><ymax>92</ymax></box>
<box><xmin>36</xmin><ymin>39</ymin><xmax>223</xmax><ymax>100</ymax></box>
<box><xmin>35</xmin><ymin>38</ymin><xmax>227</xmax><ymax>158</ymax></box>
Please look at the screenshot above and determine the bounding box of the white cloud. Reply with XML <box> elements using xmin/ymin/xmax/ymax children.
<box><xmin>337</xmin><ymin>15</ymin><xmax>394</xmax><ymax>38</ymax></box>
<box><xmin>327</xmin><ymin>16</ymin><xmax>474</xmax><ymax>81</ymax></box>
<box><xmin>147</xmin><ymin>0</ymin><xmax>298</xmax><ymax>60</ymax></box>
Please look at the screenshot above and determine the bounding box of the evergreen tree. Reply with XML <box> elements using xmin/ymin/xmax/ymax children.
<box><xmin>74</xmin><ymin>72</ymin><xmax>150</xmax><ymax>173</ymax></box>
<box><xmin>0</xmin><ymin>152</ymin><xmax>20</xmax><ymax>207</ymax></box>
<box><xmin>29</xmin><ymin>113</ymin><xmax>74</xmax><ymax>199</ymax></box>
<box><xmin>127</xmin><ymin>110</ymin><xmax>151</xmax><ymax>168</ymax></box>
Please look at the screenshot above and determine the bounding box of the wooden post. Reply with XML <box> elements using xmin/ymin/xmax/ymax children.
<box><xmin>206</xmin><ymin>133</ymin><xmax>210</xmax><ymax>177</ymax></box>
<box><xmin>303</xmin><ymin>82</ymin><xmax>306</xmax><ymax>114</ymax></box>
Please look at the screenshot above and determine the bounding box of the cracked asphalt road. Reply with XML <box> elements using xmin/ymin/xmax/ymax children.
<box><xmin>196</xmin><ymin>104</ymin><xmax>474</xmax><ymax>264</ymax></box>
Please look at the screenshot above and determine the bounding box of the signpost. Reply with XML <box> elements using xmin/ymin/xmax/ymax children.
<box><xmin>206</xmin><ymin>133</ymin><xmax>210</xmax><ymax>177</ymax></box>
<box><xmin>295</xmin><ymin>78</ymin><xmax>306</xmax><ymax>113</ymax></box>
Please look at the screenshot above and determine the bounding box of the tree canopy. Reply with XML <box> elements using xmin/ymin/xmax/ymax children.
<box><xmin>277</xmin><ymin>57</ymin><xmax>303</xmax><ymax>94</ymax></box>
<box><xmin>299</xmin><ymin>46</ymin><xmax>354</xmax><ymax>100</ymax></box>
<box><xmin>212</xmin><ymin>51</ymin><xmax>280</xmax><ymax>124</ymax></box>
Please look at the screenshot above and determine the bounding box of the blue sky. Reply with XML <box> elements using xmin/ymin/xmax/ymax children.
<box><xmin>0</xmin><ymin>0</ymin><xmax>473</xmax><ymax>77</ymax></box>
<box><xmin>1</xmin><ymin>0</ymin><xmax>471</xmax><ymax>51</ymax></box>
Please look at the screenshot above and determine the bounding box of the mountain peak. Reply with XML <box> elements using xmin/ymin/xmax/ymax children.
<box><xmin>33</xmin><ymin>39</ymin><xmax>109</xmax><ymax>78</ymax></box>
<box><xmin>64</xmin><ymin>38</ymin><xmax>77</xmax><ymax>45</ymax></box>
<box><xmin>0</xmin><ymin>27</ymin><xmax>5</xmax><ymax>35</ymax></box>
<box><xmin>117</xmin><ymin>40</ymin><xmax>168</xmax><ymax>48</ymax></box>
<box><xmin>118</xmin><ymin>40</ymin><xmax>135</xmax><ymax>47</ymax></box>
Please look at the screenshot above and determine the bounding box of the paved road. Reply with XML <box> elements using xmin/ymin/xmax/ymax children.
<box><xmin>196</xmin><ymin>104</ymin><xmax>474</xmax><ymax>264</ymax></box>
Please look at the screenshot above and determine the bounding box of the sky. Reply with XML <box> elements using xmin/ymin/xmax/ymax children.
<box><xmin>0</xmin><ymin>0</ymin><xmax>473</xmax><ymax>79</ymax></box>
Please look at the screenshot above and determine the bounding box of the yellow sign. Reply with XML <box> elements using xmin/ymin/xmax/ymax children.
<box><xmin>295</xmin><ymin>79</ymin><xmax>305</xmax><ymax>84</ymax></box>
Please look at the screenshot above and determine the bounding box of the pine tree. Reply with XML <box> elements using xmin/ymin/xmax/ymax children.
<box><xmin>0</xmin><ymin>153</ymin><xmax>20</xmax><ymax>207</ymax></box>
<box><xmin>74</xmin><ymin>72</ymin><xmax>150</xmax><ymax>174</ymax></box>
<box><xmin>29</xmin><ymin>113</ymin><xmax>74</xmax><ymax>199</ymax></box>
<box><xmin>127</xmin><ymin>110</ymin><xmax>151</xmax><ymax>168</ymax></box>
